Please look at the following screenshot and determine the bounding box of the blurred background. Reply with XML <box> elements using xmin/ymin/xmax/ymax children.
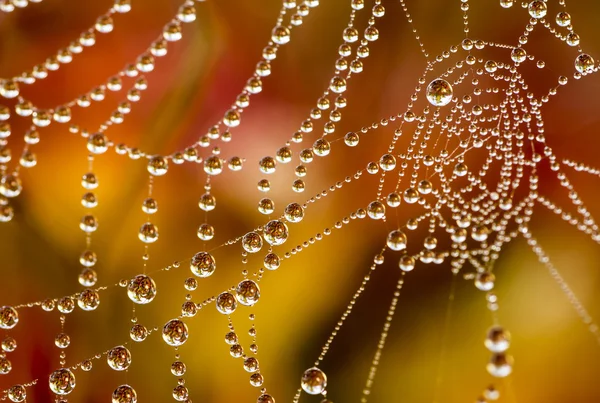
<box><xmin>1</xmin><ymin>0</ymin><xmax>600</xmax><ymax>402</ymax></box>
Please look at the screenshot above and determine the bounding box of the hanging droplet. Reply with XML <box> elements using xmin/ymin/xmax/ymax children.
<box><xmin>87</xmin><ymin>133</ymin><xmax>109</xmax><ymax>154</ymax></box>
<box><xmin>510</xmin><ymin>48</ymin><xmax>526</xmax><ymax>63</ymax></box>
<box><xmin>190</xmin><ymin>251</ymin><xmax>216</xmax><ymax>277</ymax></box>
<box><xmin>387</xmin><ymin>230</ymin><xmax>407</xmax><ymax>251</ymax></box>
<box><xmin>0</xmin><ymin>173</ymin><xmax>22</xmax><ymax>198</ymax></box>
<box><xmin>485</xmin><ymin>326</ymin><xmax>511</xmax><ymax>353</ymax></box>
<box><xmin>127</xmin><ymin>275</ymin><xmax>157</xmax><ymax>304</ymax></box>
<box><xmin>107</xmin><ymin>346</ymin><xmax>132</xmax><ymax>371</ymax></box>
<box><xmin>399</xmin><ymin>255</ymin><xmax>416</xmax><ymax>272</ymax></box>
<box><xmin>49</xmin><ymin>368</ymin><xmax>76</xmax><ymax>395</ymax></box>
<box><xmin>426</xmin><ymin>79</ymin><xmax>453</xmax><ymax>107</ymax></box>
<box><xmin>344</xmin><ymin>131</ymin><xmax>359</xmax><ymax>147</ymax></box>
<box><xmin>471</xmin><ymin>225</ymin><xmax>490</xmax><ymax>242</ymax></box>
<box><xmin>204</xmin><ymin>156</ymin><xmax>223</xmax><ymax>175</ymax></box>
<box><xmin>77</xmin><ymin>289</ymin><xmax>100</xmax><ymax>311</ymax></box>
<box><xmin>0</xmin><ymin>357</ymin><xmax>11</xmax><ymax>374</ymax></box>
<box><xmin>1</xmin><ymin>336</ymin><xmax>17</xmax><ymax>352</ymax></box>
<box><xmin>236</xmin><ymin>279</ymin><xmax>261</xmax><ymax>306</ymax></box>
<box><xmin>417</xmin><ymin>180</ymin><xmax>432</xmax><ymax>195</ymax></box>
<box><xmin>575</xmin><ymin>53</ymin><xmax>595</xmax><ymax>74</ymax></box>
<box><xmin>171</xmin><ymin>361</ymin><xmax>187</xmax><ymax>376</ymax></box>
<box><xmin>475</xmin><ymin>272</ymin><xmax>495</xmax><ymax>291</ymax></box>
<box><xmin>172</xmin><ymin>385</ymin><xmax>189</xmax><ymax>401</ymax></box>
<box><xmin>313</xmin><ymin>138</ymin><xmax>331</xmax><ymax>158</ymax></box>
<box><xmin>138</xmin><ymin>222</ymin><xmax>159</xmax><ymax>243</ymax></box>
<box><xmin>130</xmin><ymin>324</ymin><xmax>148</xmax><ymax>342</ymax></box>
<box><xmin>197</xmin><ymin>223</ymin><xmax>215</xmax><ymax>241</ymax></box>
<box><xmin>243</xmin><ymin>357</ymin><xmax>259</xmax><ymax>372</ymax></box>
<box><xmin>284</xmin><ymin>203</ymin><xmax>304</xmax><ymax>223</ymax></box>
<box><xmin>366</xmin><ymin>201</ymin><xmax>385</xmax><ymax>220</ymax></box>
<box><xmin>264</xmin><ymin>252</ymin><xmax>281</xmax><ymax>270</ymax></box>
<box><xmin>112</xmin><ymin>384</ymin><xmax>137</xmax><ymax>403</ymax></box>
<box><xmin>57</xmin><ymin>297</ymin><xmax>75</xmax><ymax>314</ymax></box>
<box><xmin>486</xmin><ymin>353</ymin><xmax>513</xmax><ymax>378</ymax></box>
<box><xmin>257</xmin><ymin>394</ymin><xmax>275</xmax><ymax>403</ymax></box>
<box><xmin>484</xmin><ymin>385</ymin><xmax>500</xmax><ymax>400</ymax></box>
<box><xmin>403</xmin><ymin>188</ymin><xmax>419</xmax><ymax>204</ymax></box>
<box><xmin>250</xmin><ymin>372</ymin><xmax>264</xmax><ymax>387</ymax></box>
<box><xmin>95</xmin><ymin>15</ymin><xmax>114</xmax><ymax>33</ymax></box>
<box><xmin>258</xmin><ymin>198</ymin><xmax>275</xmax><ymax>215</ymax></box>
<box><xmin>79</xmin><ymin>268</ymin><xmax>98</xmax><ymax>287</ymax></box>
<box><xmin>7</xmin><ymin>385</ymin><xmax>26</xmax><ymax>403</ymax></box>
<box><xmin>301</xmin><ymin>367</ymin><xmax>327</xmax><ymax>395</ymax></box>
<box><xmin>147</xmin><ymin>156</ymin><xmax>168</xmax><ymax>176</ymax></box>
<box><xmin>142</xmin><ymin>198</ymin><xmax>158</xmax><ymax>214</ymax></box>
<box><xmin>198</xmin><ymin>193</ymin><xmax>216</xmax><ymax>212</ymax></box>
<box><xmin>271</xmin><ymin>25</ymin><xmax>290</xmax><ymax>44</ymax></box>
<box><xmin>162</xmin><ymin>319</ymin><xmax>189</xmax><ymax>346</ymax></box>
<box><xmin>528</xmin><ymin>1</ymin><xmax>547</xmax><ymax>18</ymax></box>
<box><xmin>379</xmin><ymin>154</ymin><xmax>396</xmax><ymax>171</ymax></box>
<box><xmin>216</xmin><ymin>292</ymin><xmax>237</xmax><ymax>314</ymax></box>
<box><xmin>223</xmin><ymin>109</ymin><xmax>241</xmax><ymax>128</ymax></box>
<box><xmin>0</xmin><ymin>306</ymin><xmax>18</xmax><ymax>329</ymax></box>
<box><xmin>263</xmin><ymin>220</ymin><xmax>289</xmax><ymax>246</ymax></box>
<box><xmin>242</xmin><ymin>232</ymin><xmax>263</xmax><ymax>253</ymax></box>
<box><xmin>555</xmin><ymin>12</ymin><xmax>571</xmax><ymax>27</ymax></box>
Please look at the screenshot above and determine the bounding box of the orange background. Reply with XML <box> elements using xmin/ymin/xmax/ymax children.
<box><xmin>1</xmin><ymin>0</ymin><xmax>600</xmax><ymax>402</ymax></box>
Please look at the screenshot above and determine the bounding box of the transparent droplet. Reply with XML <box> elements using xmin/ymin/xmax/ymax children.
<box><xmin>162</xmin><ymin>319</ymin><xmax>189</xmax><ymax>346</ymax></box>
<box><xmin>485</xmin><ymin>326</ymin><xmax>511</xmax><ymax>353</ymax></box>
<box><xmin>271</xmin><ymin>25</ymin><xmax>290</xmax><ymax>44</ymax></box>
<box><xmin>171</xmin><ymin>361</ymin><xmax>186</xmax><ymax>376</ymax></box>
<box><xmin>510</xmin><ymin>48</ymin><xmax>526</xmax><ymax>63</ymax></box>
<box><xmin>236</xmin><ymin>279</ymin><xmax>261</xmax><ymax>306</ymax></box>
<box><xmin>263</xmin><ymin>220</ymin><xmax>289</xmax><ymax>246</ymax></box>
<box><xmin>366</xmin><ymin>201</ymin><xmax>385</xmax><ymax>220</ymax></box>
<box><xmin>257</xmin><ymin>394</ymin><xmax>275</xmax><ymax>403</ymax></box>
<box><xmin>387</xmin><ymin>230</ymin><xmax>407</xmax><ymax>251</ymax></box>
<box><xmin>147</xmin><ymin>156</ymin><xmax>168</xmax><ymax>176</ymax></box>
<box><xmin>528</xmin><ymin>1</ymin><xmax>546</xmax><ymax>18</ymax></box>
<box><xmin>575</xmin><ymin>53</ymin><xmax>595</xmax><ymax>74</ymax></box>
<box><xmin>112</xmin><ymin>384</ymin><xmax>137</xmax><ymax>403</ymax></box>
<box><xmin>426</xmin><ymin>79</ymin><xmax>453</xmax><ymax>107</ymax></box>
<box><xmin>242</xmin><ymin>232</ymin><xmax>263</xmax><ymax>253</ymax></box>
<box><xmin>0</xmin><ymin>173</ymin><xmax>22</xmax><ymax>198</ymax></box>
<box><xmin>1</xmin><ymin>336</ymin><xmax>17</xmax><ymax>352</ymax></box>
<box><xmin>172</xmin><ymin>385</ymin><xmax>189</xmax><ymax>401</ymax></box>
<box><xmin>399</xmin><ymin>255</ymin><xmax>416</xmax><ymax>272</ymax></box>
<box><xmin>7</xmin><ymin>385</ymin><xmax>26</xmax><ymax>403</ymax></box>
<box><xmin>216</xmin><ymin>292</ymin><xmax>237</xmax><ymax>315</ymax></box>
<box><xmin>77</xmin><ymin>289</ymin><xmax>100</xmax><ymax>311</ymax></box>
<box><xmin>555</xmin><ymin>12</ymin><xmax>571</xmax><ymax>27</ymax></box>
<box><xmin>107</xmin><ymin>346</ymin><xmax>131</xmax><ymax>371</ymax></box>
<box><xmin>204</xmin><ymin>156</ymin><xmax>223</xmax><ymax>175</ymax></box>
<box><xmin>49</xmin><ymin>368</ymin><xmax>76</xmax><ymax>395</ymax></box>
<box><xmin>127</xmin><ymin>275</ymin><xmax>157</xmax><ymax>304</ymax></box>
<box><xmin>57</xmin><ymin>297</ymin><xmax>75</xmax><ymax>314</ymax></box>
<box><xmin>301</xmin><ymin>367</ymin><xmax>327</xmax><ymax>395</ymax></box>
<box><xmin>475</xmin><ymin>272</ymin><xmax>495</xmax><ymax>291</ymax></box>
<box><xmin>138</xmin><ymin>222</ymin><xmax>159</xmax><ymax>243</ymax></box>
<box><xmin>130</xmin><ymin>324</ymin><xmax>148</xmax><ymax>342</ymax></box>
<box><xmin>284</xmin><ymin>203</ymin><xmax>304</xmax><ymax>223</ymax></box>
<box><xmin>264</xmin><ymin>252</ymin><xmax>281</xmax><ymax>270</ymax></box>
<box><xmin>0</xmin><ymin>306</ymin><xmax>18</xmax><ymax>329</ymax></box>
<box><xmin>190</xmin><ymin>251</ymin><xmax>216</xmax><ymax>277</ymax></box>
<box><xmin>486</xmin><ymin>353</ymin><xmax>513</xmax><ymax>378</ymax></box>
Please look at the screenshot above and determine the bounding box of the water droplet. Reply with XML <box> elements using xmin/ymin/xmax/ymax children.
<box><xmin>426</xmin><ymin>79</ymin><xmax>453</xmax><ymax>107</ymax></box>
